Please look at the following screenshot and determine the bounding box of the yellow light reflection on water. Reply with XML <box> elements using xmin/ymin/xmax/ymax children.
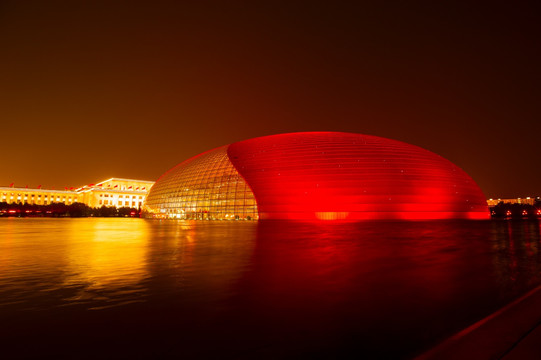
<box><xmin>0</xmin><ymin>218</ymin><xmax>151</xmax><ymax>310</ymax></box>
<box><xmin>62</xmin><ymin>218</ymin><xmax>150</xmax><ymax>308</ymax></box>
<box><xmin>0</xmin><ymin>218</ymin><xmax>258</xmax><ymax>311</ymax></box>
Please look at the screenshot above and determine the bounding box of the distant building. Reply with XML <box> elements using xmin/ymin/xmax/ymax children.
<box><xmin>487</xmin><ymin>197</ymin><xmax>539</xmax><ymax>207</ymax></box>
<box><xmin>0</xmin><ymin>178</ymin><xmax>154</xmax><ymax>208</ymax></box>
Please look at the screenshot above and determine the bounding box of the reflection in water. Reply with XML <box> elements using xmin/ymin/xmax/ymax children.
<box><xmin>0</xmin><ymin>218</ymin><xmax>540</xmax><ymax>359</ymax></box>
<box><xmin>142</xmin><ymin>220</ymin><xmax>256</xmax><ymax>305</ymax></box>
<box><xmin>491</xmin><ymin>221</ymin><xmax>541</xmax><ymax>294</ymax></box>
<box><xmin>227</xmin><ymin>220</ymin><xmax>541</xmax><ymax>358</ymax></box>
<box><xmin>0</xmin><ymin>219</ymin><xmax>151</xmax><ymax>310</ymax></box>
<box><xmin>0</xmin><ymin>218</ymin><xmax>256</xmax><ymax>311</ymax></box>
<box><xmin>62</xmin><ymin>219</ymin><xmax>150</xmax><ymax>309</ymax></box>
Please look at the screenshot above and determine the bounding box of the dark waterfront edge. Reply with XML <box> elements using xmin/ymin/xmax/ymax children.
<box><xmin>490</xmin><ymin>201</ymin><xmax>541</xmax><ymax>220</ymax></box>
<box><xmin>0</xmin><ymin>202</ymin><xmax>140</xmax><ymax>218</ymax></box>
<box><xmin>2</xmin><ymin>201</ymin><xmax>541</xmax><ymax>221</ymax></box>
<box><xmin>416</xmin><ymin>284</ymin><xmax>541</xmax><ymax>359</ymax></box>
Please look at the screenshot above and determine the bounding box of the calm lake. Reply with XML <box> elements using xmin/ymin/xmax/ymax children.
<box><xmin>1</xmin><ymin>218</ymin><xmax>540</xmax><ymax>359</ymax></box>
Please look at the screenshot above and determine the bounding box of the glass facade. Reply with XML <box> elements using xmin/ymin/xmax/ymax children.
<box><xmin>145</xmin><ymin>132</ymin><xmax>488</xmax><ymax>221</ymax></box>
<box><xmin>143</xmin><ymin>146</ymin><xmax>258</xmax><ymax>220</ymax></box>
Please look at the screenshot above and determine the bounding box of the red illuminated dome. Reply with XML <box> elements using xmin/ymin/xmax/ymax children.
<box><xmin>143</xmin><ymin>132</ymin><xmax>489</xmax><ymax>220</ymax></box>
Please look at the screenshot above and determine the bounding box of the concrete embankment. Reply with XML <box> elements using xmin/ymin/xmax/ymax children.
<box><xmin>416</xmin><ymin>284</ymin><xmax>541</xmax><ymax>359</ymax></box>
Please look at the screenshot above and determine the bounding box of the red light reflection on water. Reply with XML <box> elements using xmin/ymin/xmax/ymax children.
<box><xmin>0</xmin><ymin>219</ymin><xmax>540</xmax><ymax>359</ymax></box>
<box><xmin>214</xmin><ymin>220</ymin><xmax>541</xmax><ymax>358</ymax></box>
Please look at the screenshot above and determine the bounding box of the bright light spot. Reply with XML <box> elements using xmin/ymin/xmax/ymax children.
<box><xmin>315</xmin><ymin>212</ymin><xmax>349</xmax><ymax>220</ymax></box>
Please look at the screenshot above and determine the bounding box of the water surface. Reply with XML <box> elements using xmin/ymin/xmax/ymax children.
<box><xmin>1</xmin><ymin>218</ymin><xmax>540</xmax><ymax>358</ymax></box>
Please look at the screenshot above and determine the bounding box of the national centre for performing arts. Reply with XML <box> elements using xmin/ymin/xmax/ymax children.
<box><xmin>143</xmin><ymin>132</ymin><xmax>489</xmax><ymax>221</ymax></box>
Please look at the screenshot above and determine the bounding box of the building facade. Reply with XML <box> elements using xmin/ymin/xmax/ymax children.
<box><xmin>0</xmin><ymin>188</ymin><xmax>80</xmax><ymax>206</ymax></box>
<box><xmin>144</xmin><ymin>132</ymin><xmax>489</xmax><ymax>220</ymax></box>
<box><xmin>487</xmin><ymin>197</ymin><xmax>539</xmax><ymax>207</ymax></box>
<box><xmin>0</xmin><ymin>178</ymin><xmax>154</xmax><ymax>208</ymax></box>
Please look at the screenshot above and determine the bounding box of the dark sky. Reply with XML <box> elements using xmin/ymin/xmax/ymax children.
<box><xmin>1</xmin><ymin>1</ymin><xmax>539</xmax><ymax>198</ymax></box>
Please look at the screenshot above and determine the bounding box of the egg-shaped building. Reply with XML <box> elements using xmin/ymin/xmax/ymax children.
<box><xmin>143</xmin><ymin>132</ymin><xmax>489</xmax><ymax>220</ymax></box>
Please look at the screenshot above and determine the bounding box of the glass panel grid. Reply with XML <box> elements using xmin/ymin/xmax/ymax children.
<box><xmin>143</xmin><ymin>146</ymin><xmax>258</xmax><ymax>220</ymax></box>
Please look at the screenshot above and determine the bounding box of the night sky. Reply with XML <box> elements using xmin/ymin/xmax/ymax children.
<box><xmin>1</xmin><ymin>1</ymin><xmax>539</xmax><ymax>198</ymax></box>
